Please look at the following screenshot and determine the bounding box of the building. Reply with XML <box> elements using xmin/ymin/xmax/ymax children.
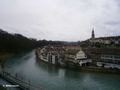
<box><xmin>37</xmin><ymin>45</ymin><xmax>92</xmax><ymax>67</ymax></box>
<box><xmin>91</xmin><ymin>28</ymin><xmax>95</xmax><ymax>39</ymax></box>
<box><xmin>37</xmin><ymin>45</ymin><xmax>61</xmax><ymax>65</ymax></box>
<box><xmin>89</xmin><ymin>28</ymin><xmax>120</xmax><ymax>45</ymax></box>
<box><xmin>65</xmin><ymin>46</ymin><xmax>92</xmax><ymax>66</ymax></box>
<box><xmin>97</xmin><ymin>62</ymin><xmax>120</xmax><ymax>69</ymax></box>
<box><xmin>97</xmin><ymin>54</ymin><xmax>120</xmax><ymax>69</ymax></box>
<box><xmin>83</xmin><ymin>47</ymin><xmax>120</xmax><ymax>69</ymax></box>
<box><xmin>76</xmin><ymin>50</ymin><xmax>92</xmax><ymax>66</ymax></box>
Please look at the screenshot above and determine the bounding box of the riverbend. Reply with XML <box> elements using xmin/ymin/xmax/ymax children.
<box><xmin>1</xmin><ymin>50</ymin><xmax>120</xmax><ymax>90</ymax></box>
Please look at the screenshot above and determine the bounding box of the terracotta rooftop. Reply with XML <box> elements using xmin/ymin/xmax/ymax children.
<box><xmin>64</xmin><ymin>50</ymin><xmax>80</xmax><ymax>55</ymax></box>
<box><xmin>65</xmin><ymin>45</ymin><xmax>81</xmax><ymax>50</ymax></box>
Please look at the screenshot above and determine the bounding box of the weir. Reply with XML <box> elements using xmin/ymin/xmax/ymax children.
<box><xmin>0</xmin><ymin>68</ymin><xmax>43</xmax><ymax>90</ymax></box>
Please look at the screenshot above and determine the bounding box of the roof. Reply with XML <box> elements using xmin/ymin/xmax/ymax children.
<box><xmin>85</xmin><ymin>47</ymin><xmax>120</xmax><ymax>55</ymax></box>
<box><xmin>65</xmin><ymin>45</ymin><xmax>81</xmax><ymax>51</ymax></box>
<box><xmin>65</xmin><ymin>50</ymin><xmax>80</xmax><ymax>55</ymax></box>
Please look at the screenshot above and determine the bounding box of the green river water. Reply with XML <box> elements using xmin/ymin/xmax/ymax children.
<box><xmin>0</xmin><ymin>50</ymin><xmax>120</xmax><ymax>90</ymax></box>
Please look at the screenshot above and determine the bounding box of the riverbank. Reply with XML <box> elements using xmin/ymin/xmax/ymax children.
<box><xmin>2</xmin><ymin>50</ymin><xmax>120</xmax><ymax>90</ymax></box>
<box><xmin>0</xmin><ymin>85</ymin><xmax>6</xmax><ymax>90</ymax></box>
<box><xmin>80</xmin><ymin>66</ymin><xmax>120</xmax><ymax>74</ymax></box>
<box><xmin>0</xmin><ymin>53</ymin><xmax>12</xmax><ymax>90</ymax></box>
<box><xmin>37</xmin><ymin>56</ymin><xmax>120</xmax><ymax>74</ymax></box>
<box><xmin>0</xmin><ymin>53</ymin><xmax>13</xmax><ymax>68</ymax></box>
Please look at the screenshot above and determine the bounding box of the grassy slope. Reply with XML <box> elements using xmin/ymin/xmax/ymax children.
<box><xmin>0</xmin><ymin>85</ymin><xmax>7</xmax><ymax>90</ymax></box>
<box><xmin>0</xmin><ymin>53</ymin><xmax>12</xmax><ymax>68</ymax></box>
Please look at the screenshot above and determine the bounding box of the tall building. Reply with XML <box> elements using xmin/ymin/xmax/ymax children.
<box><xmin>91</xmin><ymin>28</ymin><xmax>95</xmax><ymax>39</ymax></box>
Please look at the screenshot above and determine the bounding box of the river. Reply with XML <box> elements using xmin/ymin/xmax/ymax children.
<box><xmin>0</xmin><ymin>50</ymin><xmax>120</xmax><ymax>90</ymax></box>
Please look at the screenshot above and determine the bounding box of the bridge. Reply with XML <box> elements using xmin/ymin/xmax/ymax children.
<box><xmin>0</xmin><ymin>68</ymin><xmax>44</xmax><ymax>90</ymax></box>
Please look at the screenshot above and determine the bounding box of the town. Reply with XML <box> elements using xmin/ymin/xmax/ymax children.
<box><xmin>36</xmin><ymin>28</ymin><xmax>120</xmax><ymax>73</ymax></box>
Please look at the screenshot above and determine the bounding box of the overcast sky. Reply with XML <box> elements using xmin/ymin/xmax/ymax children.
<box><xmin>0</xmin><ymin>0</ymin><xmax>120</xmax><ymax>41</ymax></box>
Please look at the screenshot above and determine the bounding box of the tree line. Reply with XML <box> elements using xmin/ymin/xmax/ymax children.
<box><xmin>0</xmin><ymin>29</ymin><xmax>63</xmax><ymax>53</ymax></box>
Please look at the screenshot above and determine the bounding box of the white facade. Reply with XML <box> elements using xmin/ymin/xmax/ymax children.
<box><xmin>95</xmin><ymin>54</ymin><xmax>120</xmax><ymax>69</ymax></box>
<box><xmin>90</xmin><ymin>38</ymin><xmax>112</xmax><ymax>44</ymax></box>
<box><xmin>89</xmin><ymin>38</ymin><xmax>120</xmax><ymax>45</ymax></box>
<box><xmin>52</xmin><ymin>55</ymin><xmax>55</xmax><ymax>64</ymax></box>
<box><xmin>76</xmin><ymin>50</ymin><xmax>87</xmax><ymax>59</ymax></box>
<box><xmin>76</xmin><ymin>50</ymin><xmax>92</xmax><ymax>66</ymax></box>
<box><xmin>78</xmin><ymin>59</ymin><xmax>92</xmax><ymax>66</ymax></box>
<box><xmin>37</xmin><ymin>47</ymin><xmax>59</xmax><ymax>64</ymax></box>
<box><xmin>89</xmin><ymin>38</ymin><xmax>103</xmax><ymax>43</ymax></box>
<box><xmin>103</xmin><ymin>39</ymin><xmax>111</xmax><ymax>44</ymax></box>
<box><xmin>101</xmin><ymin>54</ymin><xmax>120</xmax><ymax>62</ymax></box>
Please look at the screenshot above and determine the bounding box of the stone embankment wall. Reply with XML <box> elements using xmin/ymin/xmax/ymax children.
<box><xmin>80</xmin><ymin>67</ymin><xmax>120</xmax><ymax>74</ymax></box>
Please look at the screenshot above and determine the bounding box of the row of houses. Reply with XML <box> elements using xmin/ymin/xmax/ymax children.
<box><xmin>37</xmin><ymin>46</ymin><xmax>61</xmax><ymax>65</ymax></box>
<box><xmin>84</xmin><ymin>47</ymin><xmax>120</xmax><ymax>69</ymax></box>
<box><xmin>37</xmin><ymin>45</ymin><xmax>92</xmax><ymax>67</ymax></box>
<box><xmin>89</xmin><ymin>36</ymin><xmax>120</xmax><ymax>45</ymax></box>
<box><xmin>89</xmin><ymin>29</ymin><xmax>120</xmax><ymax>45</ymax></box>
<box><xmin>37</xmin><ymin>45</ymin><xmax>120</xmax><ymax>69</ymax></box>
<box><xmin>97</xmin><ymin>54</ymin><xmax>120</xmax><ymax>69</ymax></box>
<box><xmin>78</xmin><ymin>29</ymin><xmax>120</xmax><ymax>69</ymax></box>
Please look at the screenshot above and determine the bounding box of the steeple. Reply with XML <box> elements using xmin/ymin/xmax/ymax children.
<box><xmin>91</xmin><ymin>28</ymin><xmax>95</xmax><ymax>39</ymax></box>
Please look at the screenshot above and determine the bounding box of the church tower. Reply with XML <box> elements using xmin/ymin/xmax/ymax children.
<box><xmin>91</xmin><ymin>28</ymin><xmax>95</xmax><ymax>39</ymax></box>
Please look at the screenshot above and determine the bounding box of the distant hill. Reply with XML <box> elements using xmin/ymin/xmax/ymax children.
<box><xmin>0</xmin><ymin>29</ymin><xmax>35</xmax><ymax>53</ymax></box>
<box><xmin>0</xmin><ymin>28</ymin><xmax>65</xmax><ymax>53</ymax></box>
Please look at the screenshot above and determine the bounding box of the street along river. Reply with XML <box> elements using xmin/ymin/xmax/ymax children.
<box><xmin>1</xmin><ymin>50</ymin><xmax>120</xmax><ymax>90</ymax></box>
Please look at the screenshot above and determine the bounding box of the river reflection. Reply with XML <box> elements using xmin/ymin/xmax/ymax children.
<box><xmin>35</xmin><ymin>58</ymin><xmax>59</xmax><ymax>76</ymax></box>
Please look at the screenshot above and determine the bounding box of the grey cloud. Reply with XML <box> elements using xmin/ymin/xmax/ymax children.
<box><xmin>0</xmin><ymin>0</ymin><xmax>120</xmax><ymax>41</ymax></box>
<box><xmin>115</xmin><ymin>0</ymin><xmax>120</xmax><ymax>7</ymax></box>
<box><xmin>105</xmin><ymin>21</ymin><xmax>120</xmax><ymax>25</ymax></box>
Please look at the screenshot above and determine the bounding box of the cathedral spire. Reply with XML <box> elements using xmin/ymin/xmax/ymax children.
<box><xmin>91</xmin><ymin>28</ymin><xmax>95</xmax><ymax>39</ymax></box>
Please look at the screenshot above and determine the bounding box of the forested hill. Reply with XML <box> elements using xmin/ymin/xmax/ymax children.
<box><xmin>0</xmin><ymin>29</ymin><xmax>63</xmax><ymax>53</ymax></box>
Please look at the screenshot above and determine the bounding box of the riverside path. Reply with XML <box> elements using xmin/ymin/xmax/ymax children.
<box><xmin>0</xmin><ymin>68</ymin><xmax>43</xmax><ymax>90</ymax></box>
